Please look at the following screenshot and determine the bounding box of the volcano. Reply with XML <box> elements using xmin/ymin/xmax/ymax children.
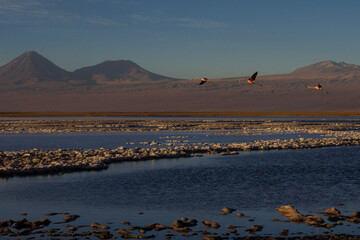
<box><xmin>0</xmin><ymin>51</ymin><xmax>70</xmax><ymax>87</ymax></box>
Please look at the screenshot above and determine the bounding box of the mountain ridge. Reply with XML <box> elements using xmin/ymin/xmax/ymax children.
<box><xmin>1</xmin><ymin>51</ymin><xmax>360</xmax><ymax>89</ymax></box>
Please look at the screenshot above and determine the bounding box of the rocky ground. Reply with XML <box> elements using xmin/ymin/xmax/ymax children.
<box><xmin>1</xmin><ymin>206</ymin><xmax>360</xmax><ymax>240</ymax></box>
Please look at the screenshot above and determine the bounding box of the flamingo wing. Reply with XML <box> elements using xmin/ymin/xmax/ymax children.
<box><xmin>249</xmin><ymin>72</ymin><xmax>258</xmax><ymax>81</ymax></box>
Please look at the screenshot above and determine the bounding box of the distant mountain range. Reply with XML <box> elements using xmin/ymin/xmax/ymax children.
<box><xmin>0</xmin><ymin>51</ymin><xmax>359</xmax><ymax>112</ymax></box>
<box><xmin>0</xmin><ymin>51</ymin><xmax>175</xmax><ymax>90</ymax></box>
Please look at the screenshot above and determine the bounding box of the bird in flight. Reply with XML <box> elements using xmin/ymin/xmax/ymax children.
<box><xmin>193</xmin><ymin>77</ymin><xmax>209</xmax><ymax>85</ymax></box>
<box><xmin>307</xmin><ymin>83</ymin><xmax>322</xmax><ymax>90</ymax></box>
<box><xmin>239</xmin><ymin>72</ymin><xmax>262</xmax><ymax>86</ymax></box>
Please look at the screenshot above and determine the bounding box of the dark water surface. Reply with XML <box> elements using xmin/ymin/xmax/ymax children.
<box><xmin>1</xmin><ymin>136</ymin><xmax>360</xmax><ymax>238</ymax></box>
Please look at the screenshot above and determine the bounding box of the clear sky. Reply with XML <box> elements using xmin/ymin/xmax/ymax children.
<box><xmin>1</xmin><ymin>0</ymin><xmax>360</xmax><ymax>79</ymax></box>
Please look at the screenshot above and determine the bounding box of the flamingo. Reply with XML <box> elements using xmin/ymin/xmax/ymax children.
<box><xmin>193</xmin><ymin>77</ymin><xmax>209</xmax><ymax>85</ymax></box>
<box><xmin>307</xmin><ymin>83</ymin><xmax>322</xmax><ymax>90</ymax></box>
<box><xmin>239</xmin><ymin>72</ymin><xmax>262</xmax><ymax>86</ymax></box>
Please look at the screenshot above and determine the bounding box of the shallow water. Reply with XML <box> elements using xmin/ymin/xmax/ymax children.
<box><xmin>0</xmin><ymin>132</ymin><xmax>325</xmax><ymax>151</ymax></box>
<box><xmin>1</xmin><ymin>140</ymin><xmax>360</xmax><ymax>238</ymax></box>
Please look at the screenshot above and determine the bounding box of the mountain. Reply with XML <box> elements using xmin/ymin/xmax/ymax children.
<box><xmin>0</xmin><ymin>51</ymin><xmax>176</xmax><ymax>90</ymax></box>
<box><xmin>290</xmin><ymin>60</ymin><xmax>360</xmax><ymax>77</ymax></box>
<box><xmin>71</xmin><ymin>60</ymin><xmax>175</xmax><ymax>85</ymax></box>
<box><xmin>0</xmin><ymin>51</ymin><xmax>70</xmax><ymax>87</ymax></box>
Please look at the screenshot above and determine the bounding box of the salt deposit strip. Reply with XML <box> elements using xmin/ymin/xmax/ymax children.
<box><xmin>1</xmin><ymin>136</ymin><xmax>359</xmax><ymax>177</ymax></box>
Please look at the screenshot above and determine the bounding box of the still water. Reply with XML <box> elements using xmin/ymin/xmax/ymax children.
<box><xmin>0</xmin><ymin>132</ymin><xmax>325</xmax><ymax>151</ymax></box>
<box><xmin>0</xmin><ymin>133</ymin><xmax>360</xmax><ymax>238</ymax></box>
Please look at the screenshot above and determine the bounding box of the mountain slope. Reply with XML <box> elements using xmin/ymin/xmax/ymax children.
<box><xmin>0</xmin><ymin>51</ymin><xmax>70</xmax><ymax>87</ymax></box>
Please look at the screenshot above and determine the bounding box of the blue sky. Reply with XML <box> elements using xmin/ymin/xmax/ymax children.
<box><xmin>1</xmin><ymin>0</ymin><xmax>360</xmax><ymax>79</ymax></box>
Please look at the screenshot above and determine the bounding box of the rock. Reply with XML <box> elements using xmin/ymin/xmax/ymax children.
<box><xmin>328</xmin><ymin>216</ymin><xmax>342</xmax><ymax>222</ymax></box>
<box><xmin>276</xmin><ymin>205</ymin><xmax>306</xmax><ymax>222</ymax></box>
<box><xmin>325</xmin><ymin>207</ymin><xmax>341</xmax><ymax>216</ymax></box>
<box><xmin>90</xmin><ymin>222</ymin><xmax>110</xmax><ymax>230</ymax></box>
<box><xmin>0</xmin><ymin>219</ymin><xmax>14</xmax><ymax>227</ymax></box>
<box><xmin>66</xmin><ymin>226</ymin><xmax>77</xmax><ymax>233</ymax></box>
<box><xmin>63</xmin><ymin>215</ymin><xmax>80</xmax><ymax>222</ymax></box>
<box><xmin>172</xmin><ymin>226</ymin><xmax>190</xmax><ymax>233</ymax></box>
<box><xmin>203</xmin><ymin>236</ymin><xmax>222</xmax><ymax>240</ymax></box>
<box><xmin>120</xmin><ymin>233</ymin><xmax>156</xmax><ymax>239</ymax></box>
<box><xmin>145</xmin><ymin>223</ymin><xmax>159</xmax><ymax>229</ymax></box>
<box><xmin>236</xmin><ymin>213</ymin><xmax>245</xmax><ymax>217</ymax></box>
<box><xmin>229</xmin><ymin>229</ymin><xmax>237</xmax><ymax>233</ymax></box>
<box><xmin>171</xmin><ymin>219</ymin><xmax>197</xmax><ymax>228</ymax></box>
<box><xmin>271</xmin><ymin>218</ymin><xmax>290</xmax><ymax>222</ymax></box>
<box><xmin>226</xmin><ymin>225</ymin><xmax>235</xmax><ymax>229</ymax></box>
<box><xmin>45</xmin><ymin>213</ymin><xmax>60</xmax><ymax>216</ymax></box>
<box><xmin>186</xmin><ymin>219</ymin><xmax>198</xmax><ymax>227</ymax></box>
<box><xmin>13</xmin><ymin>218</ymin><xmax>32</xmax><ymax>229</ymax></box>
<box><xmin>345</xmin><ymin>211</ymin><xmax>360</xmax><ymax>223</ymax></box>
<box><xmin>221</xmin><ymin>207</ymin><xmax>236</xmax><ymax>215</ymax></box>
<box><xmin>246</xmin><ymin>225</ymin><xmax>263</xmax><ymax>232</ymax></box>
<box><xmin>117</xmin><ymin>228</ymin><xmax>130</xmax><ymax>235</ymax></box>
<box><xmin>276</xmin><ymin>205</ymin><xmax>327</xmax><ymax>227</ymax></box>
<box><xmin>92</xmin><ymin>230</ymin><xmax>115</xmax><ymax>239</ymax></box>
<box><xmin>171</xmin><ymin>220</ymin><xmax>185</xmax><ymax>228</ymax></box>
<box><xmin>305</xmin><ymin>215</ymin><xmax>324</xmax><ymax>225</ymax></box>
<box><xmin>32</xmin><ymin>218</ymin><xmax>51</xmax><ymax>228</ymax></box>
<box><xmin>128</xmin><ymin>226</ymin><xmax>140</xmax><ymax>231</ymax></box>
<box><xmin>0</xmin><ymin>227</ymin><xmax>13</xmax><ymax>235</ymax></box>
<box><xmin>202</xmin><ymin>220</ymin><xmax>220</xmax><ymax>229</ymax></box>
<box><xmin>280</xmin><ymin>229</ymin><xmax>289</xmax><ymax>236</ymax></box>
<box><xmin>155</xmin><ymin>224</ymin><xmax>168</xmax><ymax>231</ymax></box>
<box><xmin>348</xmin><ymin>211</ymin><xmax>360</xmax><ymax>218</ymax></box>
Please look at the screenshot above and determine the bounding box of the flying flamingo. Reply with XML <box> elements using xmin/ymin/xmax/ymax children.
<box><xmin>239</xmin><ymin>72</ymin><xmax>262</xmax><ymax>86</ymax></box>
<box><xmin>193</xmin><ymin>77</ymin><xmax>209</xmax><ymax>85</ymax></box>
<box><xmin>307</xmin><ymin>83</ymin><xmax>322</xmax><ymax>90</ymax></box>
